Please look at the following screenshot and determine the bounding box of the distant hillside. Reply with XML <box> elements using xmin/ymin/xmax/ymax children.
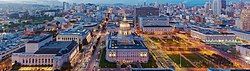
<box><xmin>0</xmin><ymin>0</ymin><xmax>62</xmax><ymax>6</ymax></box>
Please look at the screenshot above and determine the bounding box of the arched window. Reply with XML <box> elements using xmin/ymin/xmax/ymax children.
<box><xmin>45</xmin><ymin>59</ymin><xmax>47</xmax><ymax>63</ymax></box>
<box><xmin>42</xmin><ymin>59</ymin><xmax>44</xmax><ymax>63</ymax></box>
<box><xmin>48</xmin><ymin>59</ymin><xmax>50</xmax><ymax>64</ymax></box>
<box><xmin>26</xmin><ymin>59</ymin><xmax>28</xmax><ymax>63</ymax></box>
<box><xmin>32</xmin><ymin>59</ymin><xmax>34</xmax><ymax>63</ymax></box>
<box><xmin>36</xmin><ymin>59</ymin><xmax>38</xmax><ymax>63</ymax></box>
<box><xmin>38</xmin><ymin>59</ymin><xmax>41</xmax><ymax>63</ymax></box>
<box><xmin>29</xmin><ymin>58</ymin><xmax>31</xmax><ymax>63</ymax></box>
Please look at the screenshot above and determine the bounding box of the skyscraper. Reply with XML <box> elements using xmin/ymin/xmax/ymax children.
<box><xmin>63</xmin><ymin>2</ymin><xmax>69</xmax><ymax>12</ymax></box>
<box><xmin>204</xmin><ymin>2</ymin><xmax>210</xmax><ymax>15</ymax></box>
<box><xmin>237</xmin><ymin>0</ymin><xmax>245</xmax><ymax>9</ymax></box>
<box><xmin>221</xmin><ymin>0</ymin><xmax>226</xmax><ymax>14</ymax></box>
<box><xmin>237</xmin><ymin>9</ymin><xmax>250</xmax><ymax>31</ymax></box>
<box><xmin>221</xmin><ymin>0</ymin><xmax>226</xmax><ymax>9</ymax></box>
<box><xmin>212</xmin><ymin>0</ymin><xmax>222</xmax><ymax>15</ymax></box>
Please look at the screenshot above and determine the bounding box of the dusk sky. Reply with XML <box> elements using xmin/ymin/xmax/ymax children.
<box><xmin>0</xmin><ymin>0</ymin><xmax>248</xmax><ymax>6</ymax></box>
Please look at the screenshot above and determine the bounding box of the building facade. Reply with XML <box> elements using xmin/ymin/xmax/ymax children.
<box><xmin>142</xmin><ymin>26</ymin><xmax>173</xmax><ymax>34</ymax></box>
<box><xmin>236</xmin><ymin>45</ymin><xmax>250</xmax><ymax>64</ymax></box>
<box><xmin>237</xmin><ymin>9</ymin><xmax>250</xmax><ymax>31</ymax></box>
<box><xmin>12</xmin><ymin>34</ymin><xmax>79</xmax><ymax>70</ymax></box>
<box><xmin>135</xmin><ymin>7</ymin><xmax>159</xmax><ymax>23</ymax></box>
<box><xmin>229</xmin><ymin>29</ymin><xmax>250</xmax><ymax>42</ymax></box>
<box><xmin>191</xmin><ymin>28</ymin><xmax>236</xmax><ymax>42</ymax></box>
<box><xmin>212</xmin><ymin>0</ymin><xmax>222</xmax><ymax>15</ymax></box>
<box><xmin>56</xmin><ymin>28</ymin><xmax>92</xmax><ymax>45</ymax></box>
<box><xmin>138</xmin><ymin>16</ymin><xmax>173</xmax><ymax>34</ymax></box>
<box><xmin>106</xmin><ymin>16</ymin><xmax>149</xmax><ymax>64</ymax></box>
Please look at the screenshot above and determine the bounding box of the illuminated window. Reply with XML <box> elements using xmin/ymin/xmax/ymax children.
<box><xmin>140</xmin><ymin>52</ymin><xmax>147</xmax><ymax>57</ymax></box>
<box><xmin>109</xmin><ymin>52</ymin><xmax>116</xmax><ymax>57</ymax></box>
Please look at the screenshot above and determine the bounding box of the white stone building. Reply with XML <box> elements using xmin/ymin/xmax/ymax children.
<box><xmin>56</xmin><ymin>28</ymin><xmax>92</xmax><ymax>45</ymax></box>
<box><xmin>191</xmin><ymin>28</ymin><xmax>236</xmax><ymax>42</ymax></box>
<box><xmin>229</xmin><ymin>29</ymin><xmax>250</xmax><ymax>42</ymax></box>
<box><xmin>138</xmin><ymin>16</ymin><xmax>173</xmax><ymax>34</ymax></box>
<box><xmin>236</xmin><ymin>45</ymin><xmax>250</xmax><ymax>64</ymax></box>
<box><xmin>12</xmin><ymin>34</ymin><xmax>79</xmax><ymax>70</ymax></box>
<box><xmin>106</xmin><ymin>16</ymin><xmax>149</xmax><ymax>64</ymax></box>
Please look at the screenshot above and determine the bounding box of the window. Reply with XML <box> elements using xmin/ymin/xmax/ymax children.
<box><xmin>48</xmin><ymin>59</ymin><xmax>50</xmax><ymax>63</ymax></box>
<box><xmin>45</xmin><ymin>59</ymin><xmax>47</xmax><ymax>63</ymax></box>
<box><xmin>29</xmin><ymin>58</ymin><xmax>31</xmax><ymax>63</ymax></box>
<box><xmin>39</xmin><ymin>59</ymin><xmax>41</xmax><ymax>63</ymax></box>
<box><xmin>32</xmin><ymin>59</ymin><xmax>34</xmax><ymax>63</ymax></box>
<box><xmin>42</xmin><ymin>59</ymin><xmax>44</xmax><ymax>63</ymax></box>
<box><xmin>26</xmin><ymin>59</ymin><xmax>28</xmax><ymax>63</ymax></box>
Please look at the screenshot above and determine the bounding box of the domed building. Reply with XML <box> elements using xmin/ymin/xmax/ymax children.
<box><xmin>105</xmin><ymin>14</ymin><xmax>149</xmax><ymax>64</ymax></box>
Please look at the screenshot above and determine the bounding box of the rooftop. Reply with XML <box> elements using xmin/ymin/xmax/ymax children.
<box><xmin>238</xmin><ymin>45</ymin><xmax>250</xmax><ymax>50</ymax></box>
<box><xmin>139</xmin><ymin>16</ymin><xmax>168</xmax><ymax>18</ymax></box>
<box><xmin>143</xmin><ymin>24</ymin><xmax>172</xmax><ymax>27</ymax></box>
<box><xmin>34</xmin><ymin>41</ymin><xmax>78</xmax><ymax>56</ymax></box>
<box><xmin>27</xmin><ymin>34</ymin><xmax>51</xmax><ymax>43</ymax></box>
<box><xmin>59</xmin><ymin>28</ymin><xmax>90</xmax><ymax>36</ymax></box>
<box><xmin>74</xmin><ymin>22</ymin><xmax>98</xmax><ymax>27</ymax></box>
<box><xmin>0</xmin><ymin>35</ymin><xmax>26</xmax><ymax>52</ymax></box>
<box><xmin>108</xmin><ymin>32</ymin><xmax>147</xmax><ymax>49</ymax></box>
<box><xmin>192</xmin><ymin>28</ymin><xmax>235</xmax><ymax>35</ymax></box>
<box><xmin>231</xmin><ymin>28</ymin><xmax>250</xmax><ymax>34</ymax></box>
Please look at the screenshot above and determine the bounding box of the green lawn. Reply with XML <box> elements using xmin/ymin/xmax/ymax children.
<box><xmin>99</xmin><ymin>49</ymin><xmax>116</xmax><ymax>68</ymax></box>
<box><xmin>168</xmin><ymin>54</ymin><xmax>194</xmax><ymax>68</ymax></box>
<box><xmin>182</xmin><ymin>53</ymin><xmax>215</xmax><ymax>68</ymax></box>
<box><xmin>203</xmin><ymin>54</ymin><xmax>233</xmax><ymax>68</ymax></box>
<box><xmin>141</xmin><ymin>54</ymin><xmax>158</xmax><ymax>68</ymax></box>
<box><xmin>150</xmin><ymin>37</ymin><xmax>162</xmax><ymax>43</ymax></box>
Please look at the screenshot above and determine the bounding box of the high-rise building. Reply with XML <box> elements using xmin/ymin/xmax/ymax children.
<box><xmin>221</xmin><ymin>0</ymin><xmax>226</xmax><ymax>9</ymax></box>
<box><xmin>135</xmin><ymin>7</ymin><xmax>159</xmax><ymax>23</ymax></box>
<box><xmin>179</xmin><ymin>2</ymin><xmax>185</xmax><ymax>9</ymax></box>
<box><xmin>246</xmin><ymin>1</ymin><xmax>250</xmax><ymax>9</ymax></box>
<box><xmin>221</xmin><ymin>0</ymin><xmax>226</xmax><ymax>14</ymax></box>
<box><xmin>237</xmin><ymin>9</ymin><xmax>250</xmax><ymax>31</ymax></box>
<box><xmin>212</xmin><ymin>0</ymin><xmax>222</xmax><ymax>15</ymax></box>
<box><xmin>63</xmin><ymin>2</ymin><xmax>70</xmax><ymax>12</ymax></box>
<box><xmin>204</xmin><ymin>2</ymin><xmax>210</xmax><ymax>15</ymax></box>
<box><xmin>237</xmin><ymin>0</ymin><xmax>245</xmax><ymax>9</ymax></box>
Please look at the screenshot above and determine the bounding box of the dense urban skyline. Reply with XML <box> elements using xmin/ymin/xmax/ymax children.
<box><xmin>0</xmin><ymin>0</ymin><xmax>249</xmax><ymax>6</ymax></box>
<box><xmin>1</xmin><ymin>0</ymin><xmax>250</xmax><ymax>71</ymax></box>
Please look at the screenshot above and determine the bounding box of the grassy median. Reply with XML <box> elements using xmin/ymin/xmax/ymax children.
<box><xmin>99</xmin><ymin>48</ymin><xmax>116</xmax><ymax>68</ymax></box>
<box><xmin>141</xmin><ymin>53</ymin><xmax>158</xmax><ymax>68</ymax></box>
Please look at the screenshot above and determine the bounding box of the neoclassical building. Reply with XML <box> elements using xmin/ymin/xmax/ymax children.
<box><xmin>56</xmin><ymin>28</ymin><xmax>92</xmax><ymax>45</ymax></box>
<box><xmin>138</xmin><ymin>16</ymin><xmax>174</xmax><ymax>34</ymax></box>
<box><xmin>191</xmin><ymin>28</ymin><xmax>236</xmax><ymax>42</ymax></box>
<box><xmin>12</xmin><ymin>34</ymin><xmax>79</xmax><ymax>70</ymax></box>
<box><xmin>106</xmin><ymin>15</ymin><xmax>149</xmax><ymax>64</ymax></box>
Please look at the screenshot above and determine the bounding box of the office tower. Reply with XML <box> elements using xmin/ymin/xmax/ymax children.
<box><xmin>237</xmin><ymin>9</ymin><xmax>250</xmax><ymax>31</ymax></box>
<box><xmin>204</xmin><ymin>2</ymin><xmax>210</xmax><ymax>15</ymax></box>
<box><xmin>237</xmin><ymin>0</ymin><xmax>245</xmax><ymax>9</ymax></box>
<box><xmin>221</xmin><ymin>0</ymin><xmax>226</xmax><ymax>9</ymax></box>
<box><xmin>63</xmin><ymin>2</ymin><xmax>69</xmax><ymax>12</ymax></box>
<box><xmin>135</xmin><ymin>7</ymin><xmax>159</xmax><ymax>23</ymax></box>
<box><xmin>212</xmin><ymin>0</ymin><xmax>222</xmax><ymax>15</ymax></box>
